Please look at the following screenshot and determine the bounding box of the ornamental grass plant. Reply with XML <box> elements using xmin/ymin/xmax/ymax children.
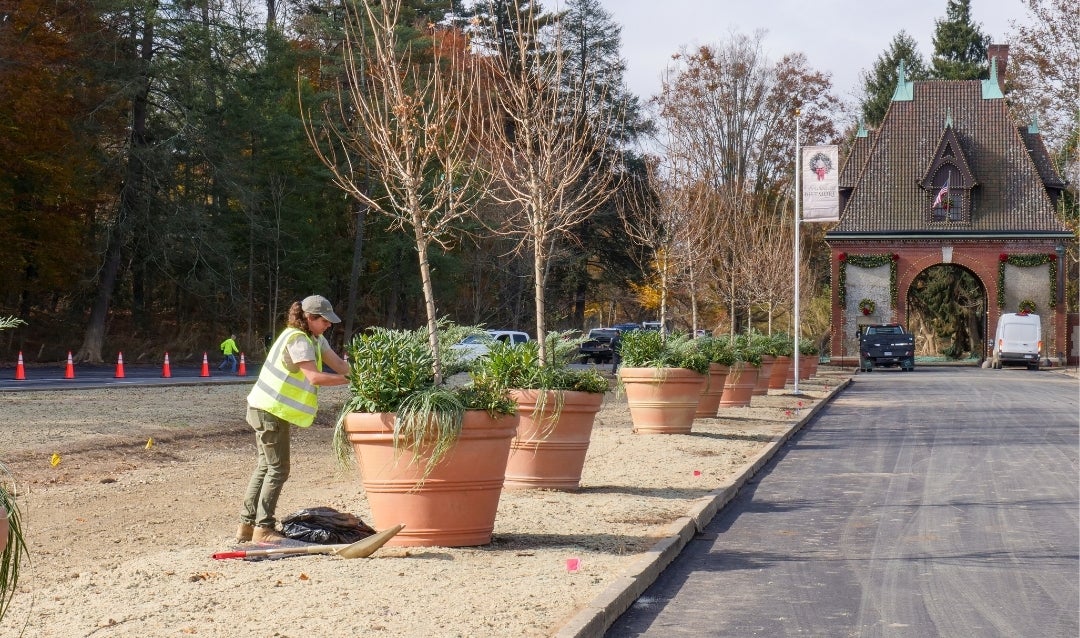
<box><xmin>0</xmin><ymin>316</ymin><xmax>27</xmax><ymax>621</ymax></box>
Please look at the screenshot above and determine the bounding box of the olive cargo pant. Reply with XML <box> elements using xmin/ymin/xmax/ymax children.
<box><xmin>240</xmin><ymin>406</ymin><xmax>291</xmax><ymax>528</ymax></box>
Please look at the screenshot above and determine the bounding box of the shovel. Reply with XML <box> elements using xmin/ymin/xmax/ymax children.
<box><xmin>212</xmin><ymin>523</ymin><xmax>405</xmax><ymax>561</ymax></box>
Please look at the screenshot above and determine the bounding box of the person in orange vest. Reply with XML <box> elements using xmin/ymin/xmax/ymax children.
<box><xmin>218</xmin><ymin>334</ymin><xmax>240</xmax><ymax>373</ymax></box>
<box><xmin>235</xmin><ymin>296</ymin><xmax>350</xmax><ymax>544</ymax></box>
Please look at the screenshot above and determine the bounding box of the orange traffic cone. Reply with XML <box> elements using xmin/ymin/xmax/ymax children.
<box><xmin>237</xmin><ymin>353</ymin><xmax>247</xmax><ymax>377</ymax></box>
<box><xmin>200</xmin><ymin>352</ymin><xmax>210</xmax><ymax>377</ymax></box>
<box><xmin>15</xmin><ymin>351</ymin><xmax>26</xmax><ymax>380</ymax></box>
<box><xmin>114</xmin><ymin>352</ymin><xmax>125</xmax><ymax>378</ymax></box>
<box><xmin>64</xmin><ymin>351</ymin><xmax>75</xmax><ymax>379</ymax></box>
<box><xmin>162</xmin><ymin>352</ymin><xmax>172</xmax><ymax>378</ymax></box>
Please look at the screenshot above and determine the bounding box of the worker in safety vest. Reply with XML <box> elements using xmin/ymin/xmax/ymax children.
<box><xmin>236</xmin><ymin>295</ymin><xmax>349</xmax><ymax>544</ymax></box>
<box><xmin>218</xmin><ymin>334</ymin><xmax>240</xmax><ymax>373</ymax></box>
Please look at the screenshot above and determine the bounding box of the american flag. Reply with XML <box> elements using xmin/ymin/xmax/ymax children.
<box><xmin>932</xmin><ymin>179</ymin><xmax>950</xmax><ymax>208</ymax></box>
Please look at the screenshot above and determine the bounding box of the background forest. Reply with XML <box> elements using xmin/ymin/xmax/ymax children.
<box><xmin>0</xmin><ymin>0</ymin><xmax>1075</xmax><ymax>364</ymax></box>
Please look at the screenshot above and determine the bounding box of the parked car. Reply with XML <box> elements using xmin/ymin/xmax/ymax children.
<box><xmin>577</xmin><ymin>328</ymin><xmax>622</xmax><ymax>364</ymax></box>
<box><xmin>858</xmin><ymin>323</ymin><xmax>915</xmax><ymax>371</ymax></box>
<box><xmin>611</xmin><ymin>322</ymin><xmax>641</xmax><ymax>333</ymax></box>
<box><xmin>991</xmin><ymin>312</ymin><xmax>1041</xmax><ymax>370</ymax></box>
<box><xmin>641</xmin><ymin>321</ymin><xmax>663</xmax><ymax>332</ymax></box>
<box><xmin>451</xmin><ymin>330</ymin><xmax>531</xmax><ymax>362</ymax></box>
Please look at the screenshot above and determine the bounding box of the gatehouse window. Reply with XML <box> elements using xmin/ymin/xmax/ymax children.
<box><xmin>930</xmin><ymin>165</ymin><xmax>967</xmax><ymax>223</ymax></box>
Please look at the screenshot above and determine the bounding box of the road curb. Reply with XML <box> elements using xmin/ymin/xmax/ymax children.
<box><xmin>554</xmin><ymin>376</ymin><xmax>852</xmax><ymax>638</ymax></box>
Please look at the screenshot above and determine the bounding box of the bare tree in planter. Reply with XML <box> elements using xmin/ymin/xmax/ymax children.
<box><xmin>478</xmin><ymin>1</ymin><xmax>619</xmax><ymax>363</ymax></box>
<box><xmin>303</xmin><ymin>0</ymin><xmax>489</xmax><ymax>384</ymax></box>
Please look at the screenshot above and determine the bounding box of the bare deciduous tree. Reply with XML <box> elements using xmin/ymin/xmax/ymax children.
<box><xmin>303</xmin><ymin>0</ymin><xmax>488</xmax><ymax>383</ymax></box>
<box><xmin>480</xmin><ymin>1</ymin><xmax>618</xmax><ymax>362</ymax></box>
<box><xmin>652</xmin><ymin>31</ymin><xmax>839</xmax><ymax>333</ymax></box>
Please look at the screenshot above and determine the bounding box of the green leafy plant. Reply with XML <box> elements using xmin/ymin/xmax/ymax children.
<box><xmin>798</xmin><ymin>338</ymin><xmax>820</xmax><ymax>357</ymax></box>
<box><xmin>333</xmin><ymin>323</ymin><xmax>516</xmax><ymax>481</ymax></box>
<box><xmin>695</xmin><ymin>336</ymin><xmax>736</xmax><ymax>366</ymax></box>
<box><xmin>471</xmin><ymin>330</ymin><xmax>608</xmax><ymax>438</ymax></box>
<box><xmin>766</xmin><ymin>333</ymin><xmax>795</xmax><ymax>357</ymax></box>
<box><xmin>731</xmin><ymin>333</ymin><xmax>764</xmax><ymax>367</ymax></box>
<box><xmin>472</xmin><ymin>332</ymin><xmax>608</xmax><ymax>395</ymax></box>
<box><xmin>618</xmin><ymin>330</ymin><xmax>710</xmax><ymax>374</ymax></box>
<box><xmin>0</xmin><ymin>316</ymin><xmax>27</xmax><ymax>621</ymax></box>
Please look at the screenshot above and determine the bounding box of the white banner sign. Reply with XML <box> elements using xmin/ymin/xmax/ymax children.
<box><xmin>801</xmin><ymin>145</ymin><xmax>840</xmax><ymax>222</ymax></box>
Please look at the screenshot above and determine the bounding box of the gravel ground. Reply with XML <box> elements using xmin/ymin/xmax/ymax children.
<box><xmin>0</xmin><ymin>372</ymin><xmax>845</xmax><ymax>637</ymax></box>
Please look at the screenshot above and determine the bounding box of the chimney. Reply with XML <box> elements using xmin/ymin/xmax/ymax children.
<box><xmin>987</xmin><ymin>44</ymin><xmax>1009</xmax><ymax>93</ymax></box>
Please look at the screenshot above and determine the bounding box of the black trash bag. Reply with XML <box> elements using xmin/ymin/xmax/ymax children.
<box><xmin>279</xmin><ymin>506</ymin><xmax>376</xmax><ymax>544</ymax></box>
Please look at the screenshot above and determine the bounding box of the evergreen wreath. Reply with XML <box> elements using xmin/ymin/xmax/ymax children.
<box><xmin>1018</xmin><ymin>299</ymin><xmax>1036</xmax><ymax>314</ymax></box>
<box><xmin>858</xmin><ymin>298</ymin><xmax>876</xmax><ymax>315</ymax></box>
<box><xmin>996</xmin><ymin>253</ymin><xmax>1057</xmax><ymax>309</ymax></box>
<box><xmin>837</xmin><ymin>253</ymin><xmax>898</xmax><ymax>307</ymax></box>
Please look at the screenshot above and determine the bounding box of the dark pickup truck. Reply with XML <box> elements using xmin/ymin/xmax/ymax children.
<box><xmin>858</xmin><ymin>324</ymin><xmax>915</xmax><ymax>371</ymax></box>
<box><xmin>578</xmin><ymin>328</ymin><xmax>621</xmax><ymax>364</ymax></box>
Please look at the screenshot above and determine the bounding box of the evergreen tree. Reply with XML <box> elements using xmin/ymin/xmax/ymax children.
<box><xmin>859</xmin><ymin>31</ymin><xmax>929</xmax><ymax>127</ymax></box>
<box><xmin>930</xmin><ymin>0</ymin><xmax>990</xmax><ymax>80</ymax></box>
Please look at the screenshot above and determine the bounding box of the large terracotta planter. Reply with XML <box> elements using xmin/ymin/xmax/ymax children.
<box><xmin>786</xmin><ymin>355</ymin><xmax>819</xmax><ymax>382</ymax></box>
<box><xmin>752</xmin><ymin>355</ymin><xmax>776</xmax><ymax>396</ymax></box>
<box><xmin>619</xmin><ymin>367</ymin><xmax>705</xmax><ymax>434</ymax></box>
<box><xmin>504</xmin><ymin>389</ymin><xmax>603</xmax><ymax>490</ymax></box>
<box><xmin>719</xmin><ymin>362</ymin><xmax>758</xmax><ymax>408</ymax></box>
<box><xmin>695</xmin><ymin>363</ymin><xmax>730</xmax><ymax>419</ymax></box>
<box><xmin>343</xmin><ymin>410</ymin><xmax>516</xmax><ymax>547</ymax></box>
<box><xmin>768</xmin><ymin>355</ymin><xmax>791</xmax><ymax>390</ymax></box>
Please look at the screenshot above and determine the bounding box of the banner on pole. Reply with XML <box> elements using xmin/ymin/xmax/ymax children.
<box><xmin>801</xmin><ymin>145</ymin><xmax>840</xmax><ymax>222</ymax></box>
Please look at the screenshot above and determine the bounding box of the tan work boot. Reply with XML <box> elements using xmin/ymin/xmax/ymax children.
<box><xmin>252</xmin><ymin>526</ymin><xmax>286</xmax><ymax>543</ymax></box>
<box><xmin>235</xmin><ymin>523</ymin><xmax>254</xmax><ymax>543</ymax></box>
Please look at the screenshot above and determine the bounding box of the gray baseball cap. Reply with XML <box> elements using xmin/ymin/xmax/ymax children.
<box><xmin>301</xmin><ymin>295</ymin><xmax>341</xmax><ymax>323</ymax></box>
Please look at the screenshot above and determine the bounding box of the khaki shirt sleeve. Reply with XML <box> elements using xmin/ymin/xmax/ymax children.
<box><xmin>282</xmin><ymin>333</ymin><xmax>317</xmax><ymax>372</ymax></box>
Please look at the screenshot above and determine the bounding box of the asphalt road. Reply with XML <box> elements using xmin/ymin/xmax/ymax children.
<box><xmin>607</xmin><ymin>366</ymin><xmax>1079</xmax><ymax>637</ymax></box>
<box><xmin>0</xmin><ymin>361</ymin><xmax>259</xmax><ymax>391</ymax></box>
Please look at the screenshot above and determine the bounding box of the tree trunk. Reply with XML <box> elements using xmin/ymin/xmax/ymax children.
<box><xmin>534</xmin><ymin>238</ymin><xmax>548</xmax><ymax>363</ymax></box>
<box><xmin>77</xmin><ymin>13</ymin><xmax>154</xmax><ymax>363</ymax></box>
<box><xmin>344</xmin><ymin>201</ymin><xmax>368</xmax><ymax>345</ymax></box>
<box><xmin>413</xmin><ymin>222</ymin><xmax>442</xmax><ymax>384</ymax></box>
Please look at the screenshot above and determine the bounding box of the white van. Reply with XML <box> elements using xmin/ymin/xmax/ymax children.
<box><xmin>991</xmin><ymin>313</ymin><xmax>1042</xmax><ymax>370</ymax></box>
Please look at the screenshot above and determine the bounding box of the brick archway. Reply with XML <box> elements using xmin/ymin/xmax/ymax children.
<box><xmin>829</xmin><ymin>241</ymin><xmax>1065</xmax><ymax>366</ymax></box>
<box><xmin>898</xmin><ymin>251</ymin><xmax>990</xmax><ymax>358</ymax></box>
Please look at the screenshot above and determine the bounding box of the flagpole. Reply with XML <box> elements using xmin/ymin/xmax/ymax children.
<box><xmin>793</xmin><ymin>108</ymin><xmax>801</xmax><ymax>395</ymax></box>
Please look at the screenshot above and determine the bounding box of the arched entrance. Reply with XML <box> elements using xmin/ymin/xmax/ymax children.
<box><xmin>906</xmin><ymin>264</ymin><xmax>987</xmax><ymax>362</ymax></box>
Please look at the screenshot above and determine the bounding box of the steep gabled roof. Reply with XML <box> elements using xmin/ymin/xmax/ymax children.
<box><xmin>839</xmin><ymin>128</ymin><xmax>872</xmax><ymax>190</ymax></box>
<box><xmin>829</xmin><ymin>80</ymin><xmax>1069</xmax><ymax>237</ymax></box>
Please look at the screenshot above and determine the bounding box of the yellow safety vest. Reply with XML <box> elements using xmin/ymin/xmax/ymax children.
<box><xmin>247</xmin><ymin>328</ymin><xmax>322</xmax><ymax>427</ymax></box>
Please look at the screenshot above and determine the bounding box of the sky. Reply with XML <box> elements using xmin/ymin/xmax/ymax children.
<box><xmin>592</xmin><ymin>0</ymin><xmax>1031</xmax><ymax>110</ymax></box>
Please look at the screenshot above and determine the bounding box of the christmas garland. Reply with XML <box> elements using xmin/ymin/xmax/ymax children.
<box><xmin>837</xmin><ymin>253</ymin><xmax>898</xmax><ymax>307</ymax></box>
<box><xmin>996</xmin><ymin>253</ymin><xmax>1057</xmax><ymax>309</ymax></box>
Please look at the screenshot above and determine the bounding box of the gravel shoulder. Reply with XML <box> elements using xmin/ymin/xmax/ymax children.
<box><xmin>0</xmin><ymin>373</ymin><xmax>846</xmax><ymax>637</ymax></box>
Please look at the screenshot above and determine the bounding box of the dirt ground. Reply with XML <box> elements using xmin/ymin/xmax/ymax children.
<box><xmin>0</xmin><ymin>372</ymin><xmax>845</xmax><ymax>637</ymax></box>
